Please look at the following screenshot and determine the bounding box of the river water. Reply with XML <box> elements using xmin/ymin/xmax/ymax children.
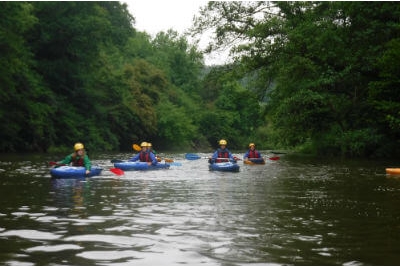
<box><xmin>0</xmin><ymin>152</ymin><xmax>400</xmax><ymax>265</ymax></box>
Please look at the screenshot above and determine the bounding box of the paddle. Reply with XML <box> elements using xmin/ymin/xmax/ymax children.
<box><xmin>110</xmin><ymin>168</ymin><xmax>124</xmax><ymax>176</ymax></box>
<box><xmin>168</xmin><ymin>162</ymin><xmax>182</xmax><ymax>166</ymax></box>
<box><xmin>185</xmin><ymin>153</ymin><xmax>202</xmax><ymax>160</ymax></box>
<box><xmin>186</xmin><ymin>152</ymin><xmax>279</xmax><ymax>162</ymax></box>
<box><xmin>108</xmin><ymin>159</ymin><xmax>125</xmax><ymax>175</ymax></box>
<box><xmin>48</xmin><ymin>161</ymin><xmax>65</xmax><ymax>167</ymax></box>
<box><xmin>186</xmin><ymin>153</ymin><xmax>239</xmax><ymax>162</ymax></box>
<box><xmin>269</xmin><ymin>156</ymin><xmax>280</xmax><ymax>161</ymax></box>
<box><xmin>133</xmin><ymin>144</ymin><xmax>141</xmax><ymax>151</ymax></box>
<box><xmin>244</xmin><ymin>156</ymin><xmax>279</xmax><ymax>162</ymax></box>
<box><xmin>110</xmin><ymin>159</ymin><xmax>124</xmax><ymax>163</ymax></box>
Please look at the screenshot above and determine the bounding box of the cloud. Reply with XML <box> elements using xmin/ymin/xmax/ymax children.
<box><xmin>127</xmin><ymin>1</ymin><xmax>208</xmax><ymax>36</ymax></box>
<box><xmin>126</xmin><ymin>0</ymin><xmax>226</xmax><ymax>65</ymax></box>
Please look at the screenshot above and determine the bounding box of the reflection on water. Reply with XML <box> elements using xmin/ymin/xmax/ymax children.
<box><xmin>51</xmin><ymin>178</ymin><xmax>90</xmax><ymax>219</ymax></box>
<box><xmin>0</xmin><ymin>153</ymin><xmax>400</xmax><ymax>265</ymax></box>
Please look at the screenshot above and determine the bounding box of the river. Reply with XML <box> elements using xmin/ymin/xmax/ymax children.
<box><xmin>0</xmin><ymin>152</ymin><xmax>399</xmax><ymax>265</ymax></box>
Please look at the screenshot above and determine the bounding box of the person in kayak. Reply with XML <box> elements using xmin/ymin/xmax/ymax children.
<box><xmin>129</xmin><ymin>141</ymin><xmax>158</xmax><ymax>166</ymax></box>
<box><xmin>243</xmin><ymin>143</ymin><xmax>262</xmax><ymax>160</ymax></box>
<box><xmin>147</xmin><ymin>142</ymin><xmax>161</xmax><ymax>162</ymax></box>
<box><xmin>56</xmin><ymin>142</ymin><xmax>91</xmax><ymax>175</ymax></box>
<box><xmin>209</xmin><ymin>139</ymin><xmax>236</xmax><ymax>163</ymax></box>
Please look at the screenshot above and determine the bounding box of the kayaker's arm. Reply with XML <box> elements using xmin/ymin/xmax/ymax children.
<box><xmin>209</xmin><ymin>151</ymin><xmax>219</xmax><ymax>163</ymax></box>
<box><xmin>83</xmin><ymin>155</ymin><xmax>91</xmax><ymax>173</ymax></box>
<box><xmin>228</xmin><ymin>151</ymin><xmax>236</xmax><ymax>163</ymax></box>
<box><xmin>149</xmin><ymin>152</ymin><xmax>158</xmax><ymax>165</ymax></box>
<box><xmin>58</xmin><ymin>154</ymin><xmax>73</xmax><ymax>165</ymax></box>
<box><xmin>128</xmin><ymin>153</ymin><xmax>140</xmax><ymax>162</ymax></box>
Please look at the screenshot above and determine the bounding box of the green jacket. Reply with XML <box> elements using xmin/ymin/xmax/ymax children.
<box><xmin>58</xmin><ymin>153</ymin><xmax>91</xmax><ymax>171</ymax></box>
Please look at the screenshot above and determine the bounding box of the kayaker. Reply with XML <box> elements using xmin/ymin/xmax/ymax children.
<box><xmin>147</xmin><ymin>142</ymin><xmax>161</xmax><ymax>162</ymax></box>
<box><xmin>244</xmin><ymin>143</ymin><xmax>262</xmax><ymax>160</ymax></box>
<box><xmin>56</xmin><ymin>143</ymin><xmax>91</xmax><ymax>175</ymax></box>
<box><xmin>129</xmin><ymin>141</ymin><xmax>158</xmax><ymax>166</ymax></box>
<box><xmin>209</xmin><ymin>139</ymin><xmax>236</xmax><ymax>163</ymax></box>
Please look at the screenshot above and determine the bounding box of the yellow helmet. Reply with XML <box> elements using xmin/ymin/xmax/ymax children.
<box><xmin>74</xmin><ymin>143</ymin><xmax>84</xmax><ymax>151</ymax></box>
<box><xmin>219</xmin><ymin>139</ymin><xmax>227</xmax><ymax>145</ymax></box>
<box><xmin>249</xmin><ymin>143</ymin><xmax>255</xmax><ymax>147</ymax></box>
<box><xmin>147</xmin><ymin>142</ymin><xmax>152</xmax><ymax>147</ymax></box>
<box><xmin>140</xmin><ymin>142</ymin><xmax>148</xmax><ymax>147</ymax></box>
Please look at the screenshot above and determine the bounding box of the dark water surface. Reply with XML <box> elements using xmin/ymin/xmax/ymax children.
<box><xmin>0</xmin><ymin>152</ymin><xmax>400</xmax><ymax>265</ymax></box>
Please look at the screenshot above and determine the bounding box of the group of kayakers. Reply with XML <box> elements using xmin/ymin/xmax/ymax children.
<box><xmin>209</xmin><ymin>139</ymin><xmax>262</xmax><ymax>163</ymax></box>
<box><xmin>54</xmin><ymin>139</ymin><xmax>263</xmax><ymax>174</ymax></box>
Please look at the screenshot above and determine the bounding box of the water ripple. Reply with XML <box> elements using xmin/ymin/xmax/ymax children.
<box><xmin>0</xmin><ymin>230</ymin><xmax>62</xmax><ymax>240</ymax></box>
<box><xmin>1</xmin><ymin>153</ymin><xmax>400</xmax><ymax>265</ymax></box>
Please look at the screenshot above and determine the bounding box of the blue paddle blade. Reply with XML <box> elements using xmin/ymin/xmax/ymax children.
<box><xmin>169</xmin><ymin>162</ymin><xmax>182</xmax><ymax>166</ymax></box>
<box><xmin>185</xmin><ymin>153</ymin><xmax>201</xmax><ymax>160</ymax></box>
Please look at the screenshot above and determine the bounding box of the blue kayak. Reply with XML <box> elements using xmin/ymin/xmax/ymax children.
<box><xmin>209</xmin><ymin>162</ymin><xmax>240</xmax><ymax>172</ymax></box>
<box><xmin>50</xmin><ymin>166</ymin><xmax>103</xmax><ymax>179</ymax></box>
<box><xmin>114</xmin><ymin>161</ymin><xmax>170</xmax><ymax>171</ymax></box>
<box><xmin>185</xmin><ymin>153</ymin><xmax>201</xmax><ymax>160</ymax></box>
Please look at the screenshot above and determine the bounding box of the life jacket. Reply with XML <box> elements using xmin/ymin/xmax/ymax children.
<box><xmin>216</xmin><ymin>149</ymin><xmax>229</xmax><ymax>163</ymax></box>
<box><xmin>71</xmin><ymin>153</ymin><xmax>84</xmax><ymax>166</ymax></box>
<box><xmin>248</xmin><ymin>149</ymin><xmax>260</xmax><ymax>158</ymax></box>
<box><xmin>139</xmin><ymin>151</ymin><xmax>151</xmax><ymax>162</ymax></box>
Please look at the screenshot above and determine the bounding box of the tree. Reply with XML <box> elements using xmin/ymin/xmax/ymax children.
<box><xmin>27</xmin><ymin>1</ymin><xmax>140</xmax><ymax>151</ymax></box>
<box><xmin>0</xmin><ymin>2</ymin><xmax>54</xmax><ymax>151</ymax></box>
<box><xmin>193</xmin><ymin>1</ymin><xmax>400</xmax><ymax>157</ymax></box>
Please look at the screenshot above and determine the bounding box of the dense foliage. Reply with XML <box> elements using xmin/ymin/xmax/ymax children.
<box><xmin>1</xmin><ymin>1</ymin><xmax>399</xmax><ymax>158</ymax></box>
<box><xmin>0</xmin><ymin>1</ymin><xmax>262</xmax><ymax>152</ymax></box>
<box><xmin>192</xmin><ymin>1</ymin><xmax>400</xmax><ymax>157</ymax></box>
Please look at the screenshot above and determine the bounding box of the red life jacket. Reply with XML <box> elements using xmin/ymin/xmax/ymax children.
<box><xmin>139</xmin><ymin>151</ymin><xmax>151</xmax><ymax>162</ymax></box>
<box><xmin>216</xmin><ymin>150</ymin><xmax>229</xmax><ymax>163</ymax></box>
<box><xmin>248</xmin><ymin>149</ymin><xmax>260</xmax><ymax>158</ymax></box>
<box><xmin>71</xmin><ymin>153</ymin><xmax>84</xmax><ymax>166</ymax></box>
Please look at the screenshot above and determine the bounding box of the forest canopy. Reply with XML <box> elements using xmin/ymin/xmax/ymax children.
<box><xmin>0</xmin><ymin>1</ymin><xmax>399</xmax><ymax>158</ymax></box>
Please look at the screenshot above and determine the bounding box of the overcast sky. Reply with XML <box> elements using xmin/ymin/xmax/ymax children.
<box><xmin>127</xmin><ymin>1</ymin><xmax>207</xmax><ymax>36</ymax></box>
<box><xmin>126</xmin><ymin>1</ymin><xmax>227</xmax><ymax>65</ymax></box>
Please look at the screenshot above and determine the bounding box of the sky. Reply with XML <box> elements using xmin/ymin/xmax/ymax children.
<box><xmin>125</xmin><ymin>1</ymin><xmax>226</xmax><ymax>65</ymax></box>
<box><xmin>126</xmin><ymin>1</ymin><xmax>207</xmax><ymax>36</ymax></box>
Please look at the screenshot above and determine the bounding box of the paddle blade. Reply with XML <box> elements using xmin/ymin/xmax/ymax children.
<box><xmin>185</xmin><ymin>153</ymin><xmax>201</xmax><ymax>160</ymax></box>
<box><xmin>110</xmin><ymin>168</ymin><xmax>124</xmax><ymax>176</ymax></box>
<box><xmin>132</xmin><ymin>144</ymin><xmax>141</xmax><ymax>151</ymax></box>
<box><xmin>164</xmin><ymin>158</ymin><xmax>174</xmax><ymax>163</ymax></box>
<box><xmin>269</xmin><ymin>156</ymin><xmax>280</xmax><ymax>161</ymax></box>
<box><xmin>49</xmin><ymin>161</ymin><xmax>58</xmax><ymax>166</ymax></box>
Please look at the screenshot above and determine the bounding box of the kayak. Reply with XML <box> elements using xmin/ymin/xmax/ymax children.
<box><xmin>386</xmin><ymin>168</ymin><xmax>400</xmax><ymax>175</ymax></box>
<box><xmin>50</xmin><ymin>166</ymin><xmax>103</xmax><ymax>179</ymax></box>
<box><xmin>209</xmin><ymin>162</ymin><xmax>240</xmax><ymax>172</ymax></box>
<box><xmin>244</xmin><ymin>158</ymin><xmax>266</xmax><ymax>165</ymax></box>
<box><xmin>185</xmin><ymin>153</ymin><xmax>201</xmax><ymax>160</ymax></box>
<box><xmin>114</xmin><ymin>161</ymin><xmax>170</xmax><ymax>171</ymax></box>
